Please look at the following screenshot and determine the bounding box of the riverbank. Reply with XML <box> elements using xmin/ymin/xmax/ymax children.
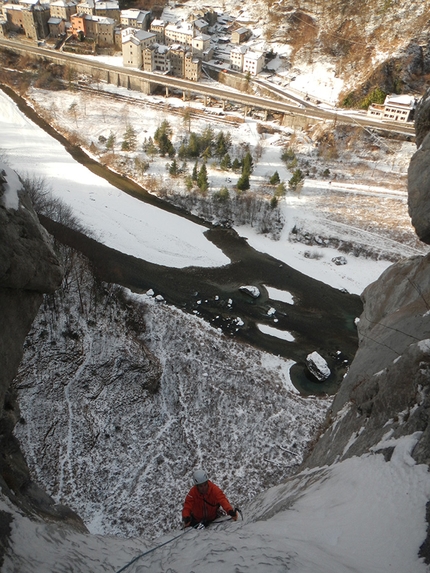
<box><xmin>0</xmin><ymin>83</ymin><xmax>379</xmax><ymax>394</ymax></box>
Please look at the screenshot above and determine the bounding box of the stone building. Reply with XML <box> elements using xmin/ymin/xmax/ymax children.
<box><xmin>192</xmin><ymin>33</ymin><xmax>212</xmax><ymax>61</ymax></box>
<box><xmin>230</xmin><ymin>45</ymin><xmax>247</xmax><ymax>71</ymax></box>
<box><xmin>149</xmin><ymin>18</ymin><xmax>166</xmax><ymax>43</ymax></box>
<box><xmin>48</xmin><ymin>15</ymin><xmax>66</xmax><ymax>36</ymax></box>
<box><xmin>21</xmin><ymin>0</ymin><xmax>50</xmax><ymax>40</ymax></box>
<box><xmin>70</xmin><ymin>11</ymin><xmax>115</xmax><ymax>45</ymax></box>
<box><xmin>231</xmin><ymin>26</ymin><xmax>251</xmax><ymax>44</ymax></box>
<box><xmin>122</xmin><ymin>27</ymin><xmax>156</xmax><ymax>68</ymax></box>
<box><xmin>143</xmin><ymin>42</ymin><xmax>170</xmax><ymax>73</ymax></box>
<box><xmin>120</xmin><ymin>8</ymin><xmax>150</xmax><ymax>30</ymax></box>
<box><xmin>49</xmin><ymin>0</ymin><xmax>77</xmax><ymax>21</ymax></box>
<box><xmin>94</xmin><ymin>1</ymin><xmax>119</xmax><ymax>24</ymax></box>
<box><xmin>165</xmin><ymin>20</ymin><xmax>193</xmax><ymax>46</ymax></box>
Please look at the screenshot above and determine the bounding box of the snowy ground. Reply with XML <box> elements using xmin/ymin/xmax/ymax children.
<box><xmin>1</xmin><ymin>84</ymin><xmax>424</xmax><ymax>295</ymax></box>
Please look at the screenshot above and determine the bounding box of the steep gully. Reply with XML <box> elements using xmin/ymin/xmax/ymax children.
<box><xmin>2</xmin><ymin>85</ymin><xmax>363</xmax><ymax>395</ymax></box>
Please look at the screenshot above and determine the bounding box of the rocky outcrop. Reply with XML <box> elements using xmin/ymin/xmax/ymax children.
<box><xmin>408</xmin><ymin>90</ymin><xmax>430</xmax><ymax>243</ymax></box>
<box><xmin>304</xmin><ymin>254</ymin><xmax>430</xmax><ymax>469</ymax></box>
<box><xmin>0</xmin><ymin>165</ymin><xmax>62</xmax><ymax>412</ymax></box>
<box><xmin>0</xmin><ymin>165</ymin><xmax>86</xmax><ymax>568</ymax></box>
<box><xmin>304</xmin><ymin>96</ymin><xmax>430</xmax><ymax>562</ymax></box>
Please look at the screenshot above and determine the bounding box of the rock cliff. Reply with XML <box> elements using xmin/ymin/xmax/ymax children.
<box><xmin>0</xmin><ymin>164</ymin><xmax>85</xmax><ymax>567</ymax></box>
<box><xmin>302</xmin><ymin>89</ymin><xmax>430</xmax><ymax>562</ymax></box>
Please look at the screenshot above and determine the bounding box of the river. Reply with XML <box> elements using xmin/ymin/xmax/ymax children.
<box><xmin>1</xmin><ymin>84</ymin><xmax>363</xmax><ymax>395</ymax></box>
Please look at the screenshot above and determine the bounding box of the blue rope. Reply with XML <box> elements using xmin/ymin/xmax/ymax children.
<box><xmin>115</xmin><ymin>527</ymin><xmax>193</xmax><ymax>573</ymax></box>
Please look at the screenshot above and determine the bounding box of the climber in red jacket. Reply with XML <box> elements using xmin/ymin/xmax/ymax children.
<box><xmin>182</xmin><ymin>469</ymin><xmax>238</xmax><ymax>528</ymax></box>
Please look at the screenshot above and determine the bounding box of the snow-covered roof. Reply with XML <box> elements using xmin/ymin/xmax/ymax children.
<box><xmin>50</xmin><ymin>0</ymin><xmax>77</xmax><ymax>6</ymax></box>
<box><xmin>385</xmin><ymin>94</ymin><xmax>416</xmax><ymax>108</ymax></box>
<box><xmin>94</xmin><ymin>1</ymin><xmax>118</xmax><ymax>9</ymax></box>
<box><xmin>48</xmin><ymin>16</ymin><xmax>62</xmax><ymax>23</ymax></box>
<box><xmin>231</xmin><ymin>45</ymin><xmax>248</xmax><ymax>54</ymax></box>
<box><xmin>233</xmin><ymin>26</ymin><xmax>250</xmax><ymax>34</ymax></box>
<box><xmin>244</xmin><ymin>50</ymin><xmax>263</xmax><ymax>61</ymax></box>
<box><xmin>166</xmin><ymin>20</ymin><xmax>193</xmax><ymax>34</ymax></box>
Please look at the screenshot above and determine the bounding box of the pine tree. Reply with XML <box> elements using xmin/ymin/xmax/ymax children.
<box><xmin>197</xmin><ymin>163</ymin><xmax>208</xmax><ymax>192</ymax></box>
<box><xmin>169</xmin><ymin>159</ymin><xmax>179</xmax><ymax>176</ymax></box>
<box><xmin>105</xmin><ymin>131</ymin><xmax>116</xmax><ymax>153</ymax></box>
<box><xmin>270</xmin><ymin>171</ymin><xmax>280</xmax><ymax>185</ymax></box>
<box><xmin>220</xmin><ymin>153</ymin><xmax>232</xmax><ymax>170</ymax></box>
<box><xmin>192</xmin><ymin>161</ymin><xmax>198</xmax><ymax>182</ymax></box>
<box><xmin>236</xmin><ymin>172</ymin><xmax>250</xmax><ymax>191</ymax></box>
<box><xmin>121</xmin><ymin>124</ymin><xmax>137</xmax><ymax>152</ymax></box>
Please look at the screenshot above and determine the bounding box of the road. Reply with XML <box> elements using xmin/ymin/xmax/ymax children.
<box><xmin>0</xmin><ymin>38</ymin><xmax>415</xmax><ymax>138</ymax></box>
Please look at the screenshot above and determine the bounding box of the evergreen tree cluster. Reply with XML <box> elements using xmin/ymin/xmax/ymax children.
<box><xmin>178</xmin><ymin>128</ymin><xmax>232</xmax><ymax>161</ymax></box>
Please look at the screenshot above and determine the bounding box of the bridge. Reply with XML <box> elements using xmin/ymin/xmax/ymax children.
<box><xmin>0</xmin><ymin>38</ymin><xmax>415</xmax><ymax>137</ymax></box>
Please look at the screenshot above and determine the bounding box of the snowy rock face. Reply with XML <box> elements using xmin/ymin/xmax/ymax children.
<box><xmin>306</xmin><ymin>253</ymin><xmax>430</xmax><ymax>465</ymax></box>
<box><xmin>409</xmin><ymin>89</ymin><xmax>430</xmax><ymax>244</ymax></box>
<box><xmin>303</xmin><ymin>253</ymin><xmax>430</xmax><ymax>559</ymax></box>
<box><xmin>13</xmin><ymin>250</ymin><xmax>329</xmax><ymax>539</ymax></box>
<box><xmin>0</xmin><ymin>165</ymin><xmax>62</xmax><ymax>409</ymax></box>
<box><xmin>0</xmin><ymin>166</ymin><xmax>86</xmax><ymax>565</ymax></box>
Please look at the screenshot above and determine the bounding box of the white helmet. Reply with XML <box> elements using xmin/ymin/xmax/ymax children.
<box><xmin>193</xmin><ymin>469</ymin><xmax>208</xmax><ymax>485</ymax></box>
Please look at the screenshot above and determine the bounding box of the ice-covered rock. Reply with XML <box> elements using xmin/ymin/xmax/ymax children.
<box><xmin>239</xmin><ymin>285</ymin><xmax>261</xmax><ymax>298</ymax></box>
<box><xmin>306</xmin><ymin>351</ymin><xmax>331</xmax><ymax>381</ymax></box>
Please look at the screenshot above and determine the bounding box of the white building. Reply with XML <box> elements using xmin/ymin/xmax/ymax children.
<box><xmin>230</xmin><ymin>45</ymin><xmax>247</xmax><ymax>71</ymax></box>
<box><xmin>367</xmin><ymin>94</ymin><xmax>416</xmax><ymax>123</ymax></box>
<box><xmin>243</xmin><ymin>50</ymin><xmax>264</xmax><ymax>75</ymax></box>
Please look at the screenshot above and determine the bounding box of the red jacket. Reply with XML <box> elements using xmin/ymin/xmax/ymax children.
<box><xmin>182</xmin><ymin>481</ymin><xmax>233</xmax><ymax>524</ymax></box>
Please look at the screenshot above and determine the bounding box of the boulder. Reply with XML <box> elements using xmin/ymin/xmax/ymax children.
<box><xmin>306</xmin><ymin>351</ymin><xmax>331</xmax><ymax>381</ymax></box>
<box><xmin>239</xmin><ymin>285</ymin><xmax>261</xmax><ymax>298</ymax></box>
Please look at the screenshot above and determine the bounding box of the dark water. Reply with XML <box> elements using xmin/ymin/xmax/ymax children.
<box><xmin>3</xmin><ymin>84</ymin><xmax>363</xmax><ymax>396</ymax></box>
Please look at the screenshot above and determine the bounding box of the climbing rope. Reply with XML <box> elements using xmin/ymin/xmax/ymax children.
<box><xmin>115</xmin><ymin>527</ymin><xmax>193</xmax><ymax>573</ymax></box>
<box><xmin>114</xmin><ymin>510</ymin><xmax>243</xmax><ymax>572</ymax></box>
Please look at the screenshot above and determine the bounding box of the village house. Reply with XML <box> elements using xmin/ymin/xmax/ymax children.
<box><xmin>230</xmin><ymin>44</ymin><xmax>247</xmax><ymax>71</ymax></box>
<box><xmin>367</xmin><ymin>94</ymin><xmax>416</xmax><ymax>123</ymax></box>
<box><xmin>231</xmin><ymin>26</ymin><xmax>251</xmax><ymax>44</ymax></box>
<box><xmin>70</xmin><ymin>11</ymin><xmax>115</xmax><ymax>45</ymax></box>
<box><xmin>184</xmin><ymin>50</ymin><xmax>201</xmax><ymax>81</ymax></box>
<box><xmin>122</xmin><ymin>27</ymin><xmax>156</xmax><ymax>68</ymax></box>
<box><xmin>191</xmin><ymin>33</ymin><xmax>212</xmax><ymax>61</ymax></box>
<box><xmin>164</xmin><ymin>20</ymin><xmax>193</xmax><ymax>46</ymax></box>
<box><xmin>75</xmin><ymin>0</ymin><xmax>94</xmax><ymax>17</ymax></box>
<box><xmin>194</xmin><ymin>8</ymin><xmax>217</xmax><ymax>26</ymax></box>
<box><xmin>48</xmin><ymin>15</ymin><xmax>66</xmax><ymax>36</ymax></box>
<box><xmin>120</xmin><ymin>8</ymin><xmax>150</xmax><ymax>31</ymax></box>
<box><xmin>21</xmin><ymin>0</ymin><xmax>50</xmax><ymax>40</ymax></box>
<box><xmin>93</xmin><ymin>1</ymin><xmax>119</xmax><ymax>24</ymax></box>
<box><xmin>49</xmin><ymin>0</ymin><xmax>77</xmax><ymax>21</ymax></box>
<box><xmin>143</xmin><ymin>42</ymin><xmax>170</xmax><ymax>74</ymax></box>
<box><xmin>243</xmin><ymin>50</ymin><xmax>264</xmax><ymax>75</ymax></box>
<box><xmin>149</xmin><ymin>18</ymin><xmax>166</xmax><ymax>43</ymax></box>
<box><xmin>2</xmin><ymin>3</ymin><xmax>25</xmax><ymax>34</ymax></box>
<box><xmin>169</xmin><ymin>43</ymin><xmax>186</xmax><ymax>77</ymax></box>
<box><xmin>192</xmin><ymin>17</ymin><xmax>208</xmax><ymax>35</ymax></box>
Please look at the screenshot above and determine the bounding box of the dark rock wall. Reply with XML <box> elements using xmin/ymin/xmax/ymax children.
<box><xmin>0</xmin><ymin>166</ymin><xmax>86</xmax><ymax>568</ymax></box>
